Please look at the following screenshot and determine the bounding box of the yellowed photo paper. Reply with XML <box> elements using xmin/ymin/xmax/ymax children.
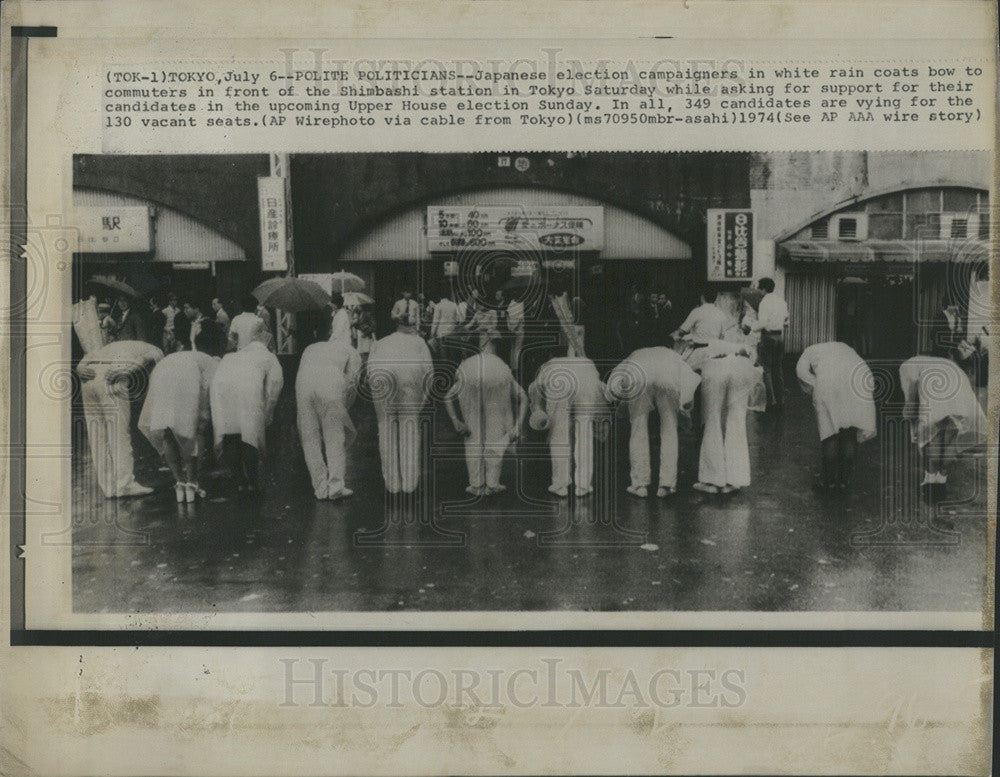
<box><xmin>1</xmin><ymin>0</ymin><xmax>995</xmax><ymax>773</ymax></box>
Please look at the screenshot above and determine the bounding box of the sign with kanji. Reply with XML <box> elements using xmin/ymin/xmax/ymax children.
<box><xmin>75</xmin><ymin>206</ymin><xmax>151</xmax><ymax>253</ymax></box>
<box><xmin>707</xmin><ymin>209</ymin><xmax>754</xmax><ymax>281</ymax></box>
<box><xmin>258</xmin><ymin>176</ymin><xmax>287</xmax><ymax>271</ymax></box>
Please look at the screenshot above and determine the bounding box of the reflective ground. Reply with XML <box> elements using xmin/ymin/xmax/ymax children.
<box><xmin>72</xmin><ymin>365</ymin><xmax>989</xmax><ymax>613</ymax></box>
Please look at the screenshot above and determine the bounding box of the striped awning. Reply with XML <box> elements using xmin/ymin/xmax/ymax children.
<box><xmin>778</xmin><ymin>239</ymin><xmax>987</xmax><ymax>265</ymax></box>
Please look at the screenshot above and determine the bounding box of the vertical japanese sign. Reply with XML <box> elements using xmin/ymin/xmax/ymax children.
<box><xmin>707</xmin><ymin>209</ymin><xmax>754</xmax><ymax>281</ymax></box>
<box><xmin>258</xmin><ymin>175</ymin><xmax>287</xmax><ymax>272</ymax></box>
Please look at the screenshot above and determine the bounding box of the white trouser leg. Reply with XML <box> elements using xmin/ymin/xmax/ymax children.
<box><xmin>574</xmin><ymin>412</ymin><xmax>594</xmax><ymax>491</ymax></box>
<box><xmin>698</xmin><ymin>374</ymin><xmax>727</xmax><ymax>487</ymax></box>
<box><xmin>297</xmin><ymin>395</ymin><xmax>328</xmax><ymax>497</ymax></box>
<box><xmin>398</xmin><ymin>410</ymin><xmax>422</xmax><ymax>494</ymax></box>
<box><xmin>483</xmin><ymin>407</ymin><xmax>507</xmax><ymax>490</ymax></box>
<box><xmin>376</xmin><ymin>406</ymin><xmax>400</xmax><ymax>493</ymax></box>
<box><xmin>654</xmin><ymin>391</ymin><xmax>680</xmax><ymax>489</ymax></box>
<box><xmin>548</xmin><ymin>407</ymin><xmax>571</xmax><ymax>491</ymax></box>
<box><xmin>723</xmin><ymin>381</ymin><xmax>751</xmax><ymax>487</ymax></box>
<box><xmin>628</xmin><ymin>404</ymin><xmax>652</xmax><ymax>489</ymax></box>
<box><xmin>321</xmin><ymin>402</ymin><xmax>347</xmax><ymax>495</ymax></box>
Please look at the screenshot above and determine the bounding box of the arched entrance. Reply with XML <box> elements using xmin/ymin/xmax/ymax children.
<box><xmin>336</xmin><ymin>187</ymin><xmax>693</xmax><ymax>363</ymax></box>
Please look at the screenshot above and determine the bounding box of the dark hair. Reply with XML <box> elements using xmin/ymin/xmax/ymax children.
<box><xmin>243</xmin><ymin>294</ymin><xmax>259</xmax><ymax>312</ymax></box>
<box><xmin>758</xmin><ymin>277</ymin><xmax>776</xmax><ymax>293</ymax></box>
<box><xmin>330</xmin><ymin>290</ymin><xmax>344</xmax><ymax>309</ymax></box>
<box><xmin>194</xmin><ymin>319</ymin><xmax>225</xmax><ymax>357</ymax></box>
<box><xmin>702</xmin><ymin>287</ymin><xmax>718</xmax><ymax>303</ymax></box>
<box><xmin>173</xmin><ymin>311</ymin><xmax>192</xmax><ymax>349</ymax></box>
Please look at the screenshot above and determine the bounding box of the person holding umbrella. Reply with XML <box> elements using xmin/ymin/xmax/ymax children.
<box><xmin>328</xmin><ymin>291</ymin><xmax>353</xmax><ymax>345</ymax></box>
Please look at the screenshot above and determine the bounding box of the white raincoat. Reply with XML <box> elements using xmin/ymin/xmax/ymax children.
<box><xmin>796</xmin><ymin>342</ymin><xmax>876</xmax><ymax>443</ymax></box>
<box><xmin>528</xmin><ymin>356</ymin><xmax>607</xmax><ymax>495</ymax></box>
<box><xmin>607</xmin><ymin>347</ymin><xmax>701</xmax><ymax>492</ymax></box>
<box><xmin>295</xmin><ymin>340</ymin><xmax>362</xmax><ymax>498</ymax></box>
<box><xmin>209</xmin><ymin>340</ymin><xmax>284</xmax><ymax>451</ymax></box>
<box><xmin>138</xmin><ymin>350</ymin><xmax>219</xmax><ymax>457</ymax></box>
<box><xmin>899</xmin><ymin>355</ymin><xmax>987</xmax><ymax>449</ymax></box>
<box><xmin>367</xmin><ymin>331</ymin><xmax>433</xmax><ymax>494</ymax></box>
<box><xmin>447</xmin><ymin>352</ymin><xmax>524</xmax><ymax>492</ymax></box>
<box><xmin>78</xmin><ymin>340</ymin><xmax>164</xmax><ymax>497</ymax></box>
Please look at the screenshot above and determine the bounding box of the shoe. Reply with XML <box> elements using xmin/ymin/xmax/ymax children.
<box><xmin>117</xmin><ymin>481</ymin><xmax>154</xmax><ymax>498</ymax></box>
<box><xmin>692</xmin><ymin>482</ymin><xmax>719</xmax><ymax>494</ymax></box>
<box><xmin>328</xmin><ymin>487</ymin><xmax>353</xmax><ymax>501</ymax></box>
<box><xmin>185</xmin><ymin>483</ymin><xmax>205</xmax><ymax>503</ymax></box>
<box><xmin>174</xmin><ymin>483</ymin><xmax>186</xmax><ymax>503</ymax></box>
<box><xmin>656</xmin><ymin>486</ymin><xmax>676</xmax><ymax>498</ymax></box>
<box><xmin>626</xmin><ymin>485</ymin><xmax>648</xmax><ymax>498</ymax></box>
<box><xmin>719</xmin><ymin>484</ymin><xmax>739</xmax><ymax>494</ymax></box>
<box><xmin>314</xmin><ymin>488</ymin><xmax>328</xmax><ymax>500</ymax></box>
<box><xmin>485</xmin><ymin>484</ymin><xmax>507</xmax><ymax>495</ymax></box>
<box><xmin>466</xmin><ymin>485</ymin><xmax>485</xmax><ymax>496</ymax></box>
<box><xmin>548</xmin><ymin>484</ymin><xmax>569</xmax><ymax>498</ymax></box>
<box><xmin>574</xmin><ymin>486</ymin><xmax>593</xmax><ymax>497</ymax></box>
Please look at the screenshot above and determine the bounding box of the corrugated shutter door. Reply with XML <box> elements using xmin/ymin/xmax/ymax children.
<box><xmin>786</xmin><ymin>272</ymin><xmax>836</xmax><ymax>354</ymax></box>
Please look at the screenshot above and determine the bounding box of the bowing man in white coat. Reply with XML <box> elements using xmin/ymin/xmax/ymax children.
<box><xmin>445</xmin><ymin>349</ymin><xmax>528</xmax><ymax>496</ymax></box>
<box><xmin>899</xmin><ymin>353</ymin><xmax>987</xmax><ymax>492</ymax></box>
<box><xmin>367</xmin><ymin>329</ymin><xmax>434</xmax><ymax>494</ymax></box>
<box><xmin>210</xmin><ymin>320</ymin><xmax>284</xmax><ymax>492</ymax></box>
<box><xmin>138</xmin><ymin>320</ymin><xmax>224</xmax><ymax>502</ymax></box>
<box><xmin>528</xmin><ymin>353</ymin><xmax>609</xmax><ymax>497</ymax></box>
<box><xmin>606</xmin><ymin>347</ymin><xmax>701</xmax><ymax>498</ymax></box>
<box><xmin>76</xmin><ymin>339</ymin><xmax>164</xmax><ymax>498</ymax></box>
<box><xmin>796</xmin><ymin>342</ymin><xmax>877</xmax><ymax>495</ymax></box>
<box><xmin>687</xmin><ymin>339</ymin><xmax>766</xmax><ymax>494</ymax></box>
<box><xmin>296</xmin><ymin>335</ymin><xmax>362</xmax><ymax>500</ymax></box>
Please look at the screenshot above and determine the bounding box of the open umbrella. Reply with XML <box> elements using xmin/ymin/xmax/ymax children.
<box><xmin>252</xmin><ymin>277</ymin><xmax>331</xmax><ymax>312</ymax></box>
<box><xmin>330</xmin><ymin>271</ymin><xmax>366</xmax><ymax>293</ymax></box>
<box><xmin>87</xmin><ymin>275</ymin><xmax>140</xmax><ymax>299</ymax></box>
<box><xmin>342</xmin><ymin>291</ymin><xmax>374</xmax><ymax>307</ymax></box>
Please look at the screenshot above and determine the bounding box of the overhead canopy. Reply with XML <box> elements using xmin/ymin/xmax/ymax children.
<box><xmin>340</xmin><ymin>186</ymin><xmax>691</xmax><ymax>261</ymax></box>
<box><xmin>779</xmin><ymin>238</ymin><xmax>987</xmax><ymax>266</ymax></box>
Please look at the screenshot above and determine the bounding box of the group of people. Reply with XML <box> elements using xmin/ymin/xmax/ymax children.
<box><xmin>72</xmin><ymin>275</ymin><xmax>987</xmax><ymax>508</ymax></box>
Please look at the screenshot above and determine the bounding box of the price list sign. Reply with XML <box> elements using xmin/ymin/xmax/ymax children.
<box><xmin>707</xmin><ymin>209</ymin><xmax>754</xmax><ymax>281</ymax></box>
<box><xmin>427</xmin><ymin>206</ymin><xmax>603</xmax><ymax>252</ymax></box>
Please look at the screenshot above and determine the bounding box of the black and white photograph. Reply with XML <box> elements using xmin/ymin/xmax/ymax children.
<box><xmin>68</xmin><ymin>150</ymin><xmax>991</xmax><ymax>615</ymax></box>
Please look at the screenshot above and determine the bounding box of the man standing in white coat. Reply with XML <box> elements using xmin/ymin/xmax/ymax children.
<box><xmin>328</xmin><ymin>291</ymin><xmax>353</xmax><ymax>346</ymax></box>
<box><xmin>445</xmin><ymin>349</ymin><xmax>528</xmax><ymax>496</ymax></box>
<box><xmin>528</xmin><ymin>353</ymin><xmax>608</xmax><ymax>497</ymax></box>
<box><xmin>210</xmin><ymin>321</ymin><xmax>284</xmax><ymax>493</ymax></box>
<box><xmin>76</xmin><ymin>339</ymin><xmax>164</xmax><ymax>498</ymax></box>
<box><xmin>688</xmin><ymin>340</ymin><xmax>765</xmax><ymax>494</ymax></box>
<box><xmin>606</xmin><ymin>347</ymin><xmax>701</xmax><ymax>498</ymax></box>
<box><xmin>296</xmin><ymin>334</ymin><xmax>362</xmax><ymax>500</ymax></box>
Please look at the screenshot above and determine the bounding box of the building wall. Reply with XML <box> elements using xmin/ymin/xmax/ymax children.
<box><xmin>73</xmin><ymin>154</ymin><xmax>271</xmax><ymax>261</ymax></box>
<box><xmin>749</xmin><ymin>150</ymin><xmax>991</xmax><ymax>294</ymax></box>
<box><xmin>290</xmin><ymin>152</ymin><xmax>751</xmax><ymax>273</ymax></box>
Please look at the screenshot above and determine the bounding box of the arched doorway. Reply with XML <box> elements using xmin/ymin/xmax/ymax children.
<box><xmin>336</xmin><ymin>186</ymin><xmax>693</xmax><ymax>363</ymax></box>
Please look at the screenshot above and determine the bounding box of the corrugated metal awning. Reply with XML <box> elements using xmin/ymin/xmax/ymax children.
<box><xmin>779</xmin><ymin>239</ymin><xmax>986</xmax><ymax>265</ymax></box>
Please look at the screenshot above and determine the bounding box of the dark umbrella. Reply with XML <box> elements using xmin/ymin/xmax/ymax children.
<box><xmin>252</xmin><ymin>277</ymin><xmax>331</xmax><ymax>312</ymax></box>
<box><xmin>87</xmin><ymin>275</ymin><xmax>140</xmax><ymax>299</ymax></box>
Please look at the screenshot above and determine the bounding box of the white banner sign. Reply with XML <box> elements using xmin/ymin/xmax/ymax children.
<box><xmin>75</xmin><ymin>206</ymin><xmax>151</xmax><ymax>253</ymax></box>
<box><xmin>427</xmin><ymin>206</ymin><xmax>603</xmax><ymax>252</ymax></box>
<box><xmin>707</xmin><ymin>208</ymin><xmax>754</xmax><ymax>281</ymax></box>
<box><xmin>258</xmin><ymin>175</ymin><xmax>287</xmax><ymax>271</ymax></box>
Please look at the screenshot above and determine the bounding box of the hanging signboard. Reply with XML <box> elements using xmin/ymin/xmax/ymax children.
<box><xmin>258</xmin><ymin>176</ymin><xmax>287</xmax><ymax>271</ymax></box>
<box><xmin>427</xmin><ymin>206</ymin><xmax>603</xmax><ymax>252</ymax></box>
<box><xmin>75</xmin><ymin>206</ymin><xmax>152</xmax><ymax>253</ymax></box>
<box><xmin>707</xmin><ymin>209</ymin><xmax>754</xmax><ymax>281</ymax></box>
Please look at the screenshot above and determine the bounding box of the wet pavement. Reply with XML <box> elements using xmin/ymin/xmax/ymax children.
<box><xmin>72</xmin><ymin>365</ymin><xmax>989</xmax><ymax>614</ymax></box>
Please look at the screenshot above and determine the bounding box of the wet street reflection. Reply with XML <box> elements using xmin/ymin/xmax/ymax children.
<box><xmin>72</xmin><ymin>376</ymin><xmax>988</xmax><ymax>614</ymax></box>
